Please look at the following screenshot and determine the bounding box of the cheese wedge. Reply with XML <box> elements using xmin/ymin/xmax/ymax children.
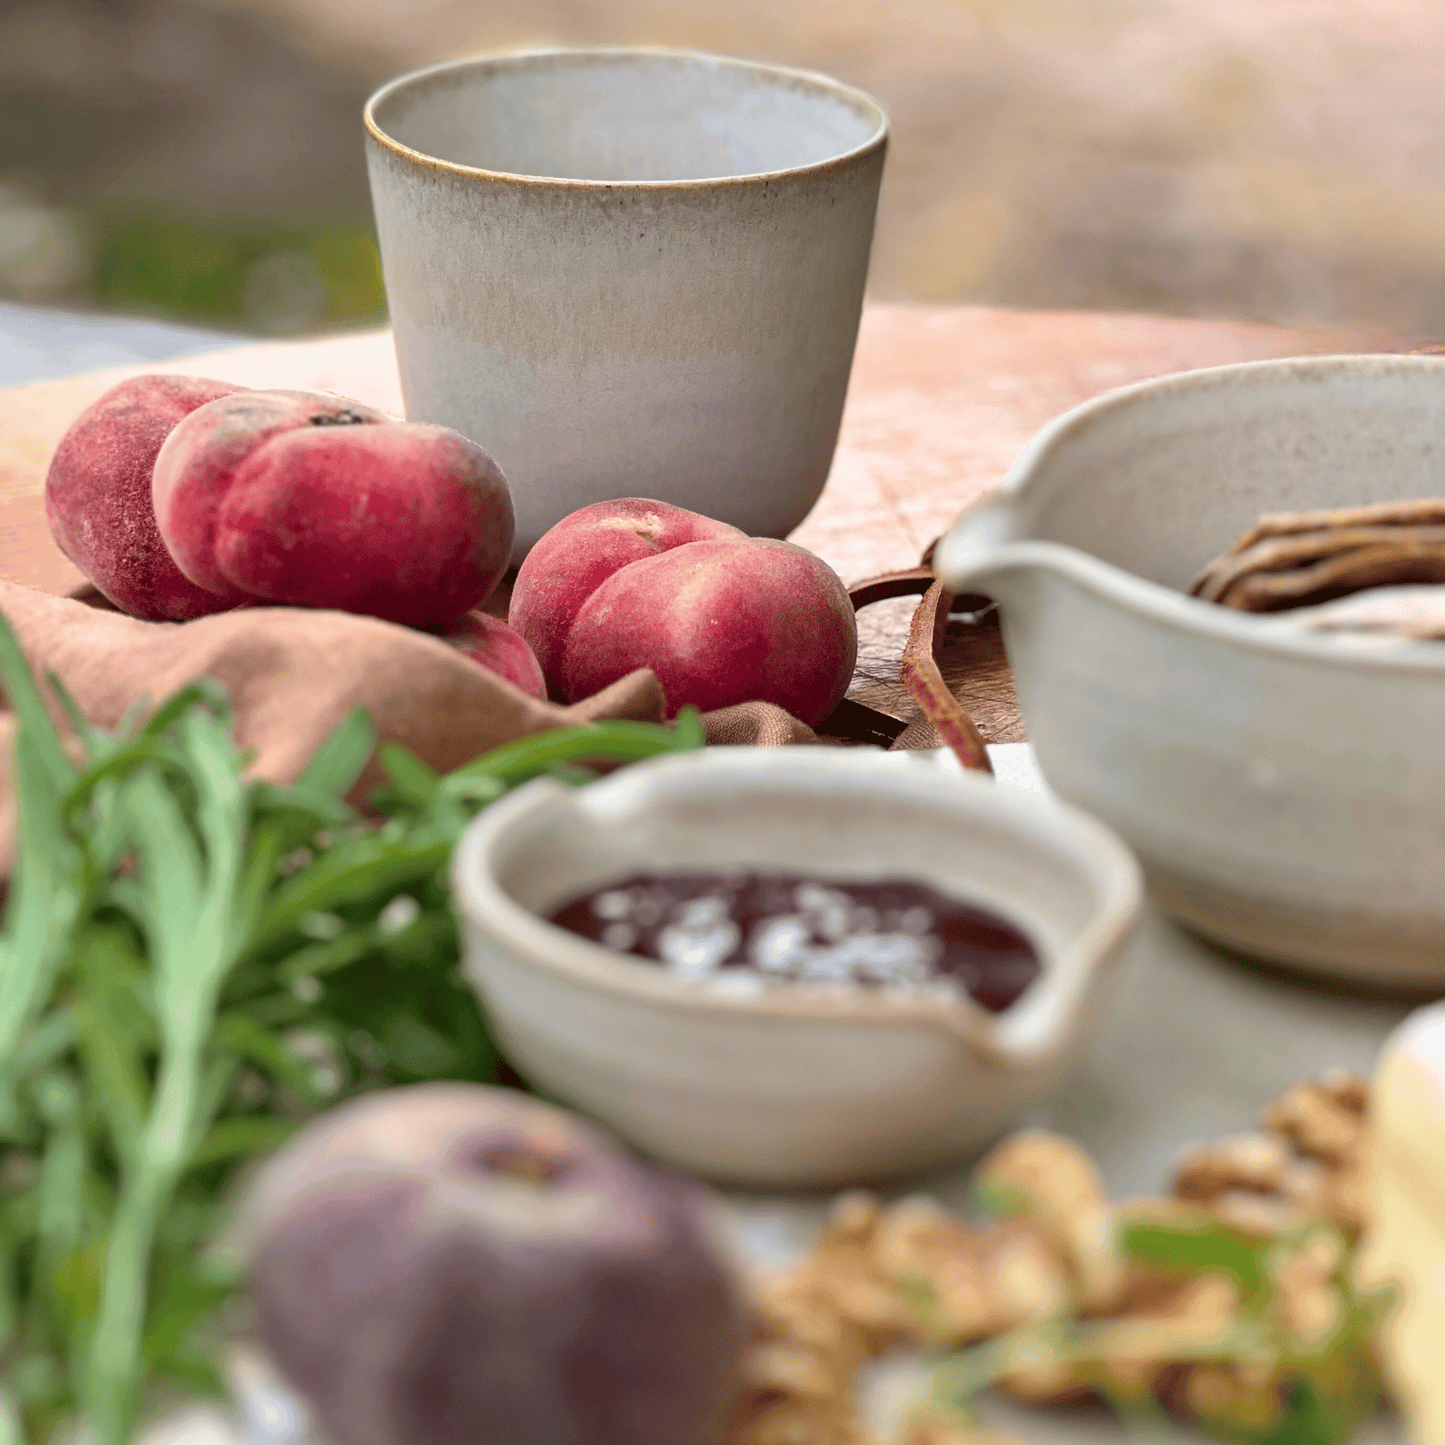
<box><xmin>1362</xmin><ymin>1001</ymin><xmax>1445</xmax><ymax>1444</ymax></box>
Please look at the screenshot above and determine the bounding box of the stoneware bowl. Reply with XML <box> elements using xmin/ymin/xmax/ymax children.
<box><xmin>365</xmin><ymin>48</ymin><xmax>888</xmax><ymax>558</ymax></box>
<box><xmin>450</xmin><ymin>748</ymin><xmax>1141</xmax><ymax>1188</ymax></box>
<box><xmin>933</xmin><ymin>353</ymin><xmax>1445</xmax><ymax>988</ymax></box>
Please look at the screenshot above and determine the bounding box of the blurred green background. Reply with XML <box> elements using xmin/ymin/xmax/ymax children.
<box><xmin>0</xmin><ymin>0</ymin><xmax>388</xmax><ymax>336</ymax></box>
<box><xmin>4</xmin><ymin>0</ymin><xmax>1444</xmax><ymax>338</ymax></box>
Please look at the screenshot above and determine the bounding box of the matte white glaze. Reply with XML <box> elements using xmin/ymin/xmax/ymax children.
<box><xmin>366</xmin><ymin>48</ymin><xmax>887</xmax><ymax>557</ymax></box>
<box><xmin>935</xmin><ymin>353</ymin><xmax>1445</xmax><ymax>985</ymax></box>
<box><xmin>450</xmin><ymin>748</ymin><xmax>1141</xmax><ymax>1187</ymax></box>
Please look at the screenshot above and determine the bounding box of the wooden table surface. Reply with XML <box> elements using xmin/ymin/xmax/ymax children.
<box><xmin>0</xmin><ymin>302</ymin><xmax>1399</xmax><ymax>746</ymax></box>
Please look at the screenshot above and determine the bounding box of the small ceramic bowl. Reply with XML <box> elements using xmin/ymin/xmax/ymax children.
<box><xmin>933</xmin><ymin>353</ymin><xmax>1445</xmax><ymax>988</ymax></box>
<box><xmin>451</xmin><ymin>748</ymin><xmax>1141</xmax><ymax>1188</ymax></box>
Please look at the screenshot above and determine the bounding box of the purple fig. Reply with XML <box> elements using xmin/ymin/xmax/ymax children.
<box><xmin>245</xmin><ymin>1084</ymin><xmax>746</xmax><ymax>1445</ymax></box>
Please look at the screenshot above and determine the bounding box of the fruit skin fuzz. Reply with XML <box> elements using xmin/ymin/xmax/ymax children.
<box><xmin>438</xmin><ymin>611</ymin><xmax>547</xmax><ymax>700</ymax></box>
<box><xmin>511</xmin><ymin>497</ymin><xmax>857</xmax><ymax>723</ymax></box>
<box><xmin>45</xmin><ymin>374</ymin><xmax>248</xmax><ymax>620</ymax></box>
<box><xmin>153</xmin><ymin>389</ymin><xmax>515</xmax><ymax>628</ymax></box>
<box><xmin>247</xmin><ymin>1083</ymin><xmax>747</xmax><ymax>1445</ymax></box>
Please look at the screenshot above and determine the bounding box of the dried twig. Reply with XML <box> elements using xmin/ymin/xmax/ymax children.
<box><xmin>1193</xmin><ymin>500</ymin><xmax>1445</xmax><ymax>612</ymax></box>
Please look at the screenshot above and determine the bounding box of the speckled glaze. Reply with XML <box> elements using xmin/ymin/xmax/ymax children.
<box><xmin>450</xmin><ymin>748</ymin><xmax>1141</xmax><ymax>1188</ymax></box>
<box><xmin>365</xmin><ymin>49</ymin><xmax>887</xmax><ymax>558</ymax></box>
<box><xmin>934</xmin><ymin>354</ymin><xmax>1445</xmax><ymax>988</ymax></box>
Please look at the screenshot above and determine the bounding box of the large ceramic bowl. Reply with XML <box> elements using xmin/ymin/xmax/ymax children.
<box><xmin>934</xmin><ymin>353</ymin><xmax>1445</xmax><ymax>988</ymax></box>
<box><xmin>450</xmin><ymin>749</ymin><xmax>1140</xmax><ymax>1187</ymax></box>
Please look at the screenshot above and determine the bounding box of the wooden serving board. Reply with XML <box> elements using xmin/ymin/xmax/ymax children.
<box><xmin>0</xmin><ymin>303</ymin><xmax>1399</xmax><ymax>743</ymax></box>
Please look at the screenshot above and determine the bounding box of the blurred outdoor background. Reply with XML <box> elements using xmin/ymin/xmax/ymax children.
<box><xmin>4</xmin><ymin>0</ymin><xmax>1444</xmax><ymax>341</ymax></box>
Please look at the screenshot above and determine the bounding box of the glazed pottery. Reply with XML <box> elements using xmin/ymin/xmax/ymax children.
<box><xmin>365</xmin><ymin>48</ymin><xmax>887</xmax><ymax>557</ymax></box>
<box><xmin>934</xmin><ymin>352</ymin><xmax>1445</xmax><ymax>987</ymax></box>
<box><xmin>450</xmin><ymin>748</ymin><xmax>1141</xmax><ymax>1188</ymax></box>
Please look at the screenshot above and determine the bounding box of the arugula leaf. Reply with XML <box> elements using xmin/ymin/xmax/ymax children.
<box><xmin>0</xmin><ymin>730</ymin><xmax>84</xmax><ymax>1139</ymax></box>
<box><xmin>295</xmin><ymin>708</ymin><xmax>375</xmax><ymax>798</ymax></box>
<box><xmin>924</xmin><ymin>1214</ymin><xmax>1385</xmax><ymax>1445</ymax></box>
<box><xmin>1119</xmin><ymin>1211</ymin><xmax>1272</xmax><ymax>1307</ymax></box>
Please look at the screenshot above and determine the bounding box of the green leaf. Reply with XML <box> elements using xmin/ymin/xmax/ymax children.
<box><xmin>61</xmin><ymin>737</ymin><xmax>189</xmax><ymax>818</ymax></box>
<box><xmin>1263</xmin><ymin>1375</ymin><xmax>1357</xmax><ymax>1445</ymax></box>
<box><xmin>137</xmin><ymin>680</ymin><xmax>232</xmax><ymax>742</ymax></box>
<box><xmin>379</xmin><ymin>743</ymin><xmax>441</xmax><ymax>808</ymax></box>
<box><xmin>49</xmin><ymin>1238</ymin><xmax>106</xmax><ymax>1355</ymax></box>
<box><xmin>420</xmin><ymin>774</ymin><xmax>503</xmax><ymax>809</ymax></box>
<box><xmin>82</xmin><ymin>776</ymin><xmax>134</xmax><ymax>878</ymax></box>
<box><xmin>84</xmin><ymin>708</ymin><xmax>251</xmax><ymax>1445</ymax></box>
<box><xmin>211</xmin><ymin>1015</ymin><xmax>332</xmax><ymax>1104</ymax></box>
<box><xmin>542</xmin><ymin>762</ymin><xmax>602</xmax><ymax>787</ymax></box>
<box><xmin>185</xmin><ymin>1117</ymin><xmax>297</xmax><ymax>1173</ymax></box>
<box><xmin>0</xmin><ymin>613</ymin><xmax>74</xmax><ymax>796</ymax></box>
<box><xmin>0</xmin><ymin>1377</ymin><xmax>25</xmax><ymax>1445</ymax></box>
<box><xmin>71</xmin><ymin>931</ymin><xmax>154</xmax><ymax>1175</ymax></box>
<box><xmin>0</xmin><ymin>731</ymin><xmax>86</xmax><ymax>1118</ymax></box>
<box><xmin>232</xmin><ymin>819</ymin><xmax>285</xmax><ymax>944</ymax></box>
<box><xmin>439</xmin><ymin>715</ymin><xmax>704</xmax><ymax>793</ymax></box>
<box><xmin>7</xmin><ymin>1351</ymin><xmax>68</xmax><ymax>1407</ymax></box>
<box><xmin>247</xmin><ymin>780</ymin><xmax>355</xmax><ymax>832</ymax></box>
<box><xmin>377</xmin><ymin>1014</ymin><xmax>460</xmax><ymax>1080</ymax></box>
<box><xmin>141</xmin><ymin>1248</ymin><xmax>235</xmax><ymax>1384</ymax></box>
<box><xmin>115</xmin><ymin>770</ymin><xmax>205</xmax><ymax>950</ymax></box>
<box><xmin>672</xmin><ymin>705</ymin><xmax>706</xmax><ymax>750</ymax></box>
<box><xmin>34</xmin><ymin>1074</ymin><xmax>85</xmax><ymax>1262</ymax></box>
<box><xmin>1118</xmin><ymin>1212</ymin><xmax>1271</xmax><ymax>1306</ymax></box>
<box><xmin>9</xmin><ymin>1010</ymin><xmax>78</xmax><ymax>1081</ymax></box>
<box><xmin>296</xmin><ymin>707</ymin><xmax>376</xmax><ymax>799</ymax></box>
<box><xmin>189</xmin><ymin>1055</ymin><xmax>243</xmax><ymax>1147</ymax></box>
<box><xmin>250</xmin><ymin>831</ymin><xmax>451</xmax><ymax>950</ymax></box>
<box><xmin>278</xmin><ymin>929</ymin><xmax>386</xmax><ymax>984</ymax></box>
<box><xmin>147</xmin><ymin>1349</ymin><xmax>227</xmax><ymax>1401</ymax></box>
<box><xmin>43</xmin><ymin>672</ymin><xmax>106</xmax><ymax>767</ymax></box>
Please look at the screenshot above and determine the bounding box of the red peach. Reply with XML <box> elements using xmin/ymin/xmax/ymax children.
<box><xmin>509</xmin><ymin>498</ymin><xmax>744</xmax><ymax>687</ymax></box>
<box><xmin>246</xmin><ymin>1086</ymin><xmax>744</xmax><ymax>1445</ymax></box>
<box><xmin>438</xmin><ymin>612</ymin><xmax>546</xmax><ymax>700</ymax></box>
<box><xmin>44</xmin><ymin>374</ymin><xmax>251</xmax><ymax>619</ymax></box>
<box><xmin>512</xmin><ymin>497</ymin><xmax>856</xmax><ymax>724</ymax></box>
<box><xmin>152</xmin><ymin>390</ymin><xmax>514</xmax><ymax>627</ymax></box>
<box><xmin>154</xmin><ymin>389</ymin><xmax>359</xmax><ymax>597</ymax></box>
<box><xmin>560</xmin><ymin>538</ymin><xmax>856</xmax><ymax>724</ymax></box>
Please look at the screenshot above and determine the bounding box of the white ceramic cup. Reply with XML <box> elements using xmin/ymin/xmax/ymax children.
<box><xmin>365</xmin><ymin>48</ymin><xmax>888</xmax><ymax>558</ymax></box>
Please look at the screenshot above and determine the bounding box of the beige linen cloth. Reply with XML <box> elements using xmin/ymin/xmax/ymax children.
<box><xmin>0</xmin><ymin>579</ymin><xmax>817</xmax><ymax>874</ymax></box>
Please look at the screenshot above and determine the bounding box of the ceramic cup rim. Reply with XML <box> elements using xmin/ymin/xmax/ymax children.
<box><xmin>449</xmin><ymin>748</ymin><xmax>1142</xmax><ymax>1064</ymax></box>
<box><xmin>364</xmin><ymin>45</ymin><xmax>890</xmax><ymax>191</ymax></box>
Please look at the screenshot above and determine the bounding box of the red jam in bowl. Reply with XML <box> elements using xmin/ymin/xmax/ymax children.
<box><xmin>549</xmin><ymin>871</ymin><xmax>1041</xmax><ymax>1012</ymax></box>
